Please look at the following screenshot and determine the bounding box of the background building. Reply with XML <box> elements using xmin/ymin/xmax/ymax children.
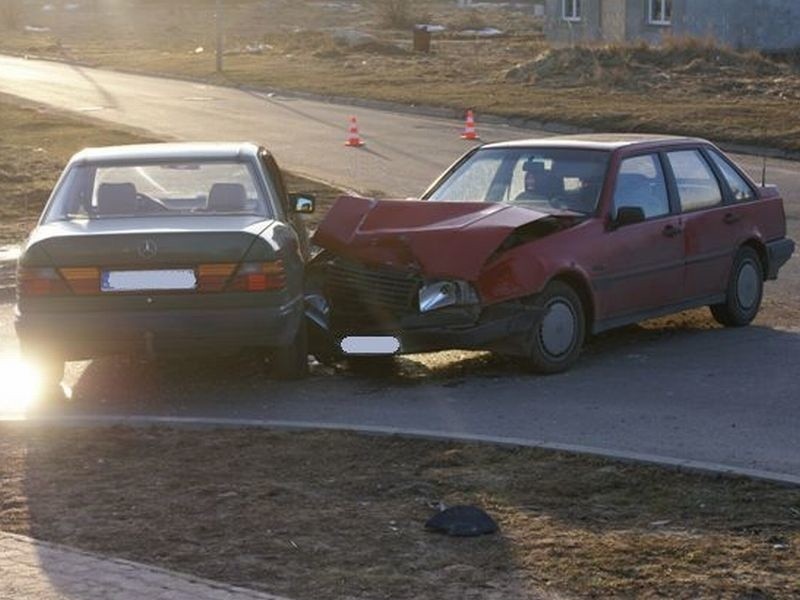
<box><xmin>544</xmin><ymin>0</ymin><xmax>800</xmax><ymax>52</ymax></box>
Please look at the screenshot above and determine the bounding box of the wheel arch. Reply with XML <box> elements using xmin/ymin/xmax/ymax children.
<box><xmin>549</xmin><ymin>270</ymin><xmax>595</xmax><ymax>334</ymax></box>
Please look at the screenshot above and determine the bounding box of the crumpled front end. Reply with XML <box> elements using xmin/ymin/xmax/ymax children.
<box><xmin>306</xmin><ymin>252</ymin><xmax>543</xmax><ymax>359</ymax></box>
<box><xmin>306</xmin><ymin>196</ymin><xmax>580</xmax><ymax>358</ymax></box>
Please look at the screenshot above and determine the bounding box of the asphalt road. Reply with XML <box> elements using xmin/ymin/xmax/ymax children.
<box><xmin>1</xmin><ymin>55</ymin><xmax>799</xmax><ymax>482</ymax></box>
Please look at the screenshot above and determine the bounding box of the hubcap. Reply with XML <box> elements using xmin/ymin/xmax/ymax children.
<box><xmin>736</xmin><ymin>261</ymin><xmax>759</xmax><ymax>310</ymax></box>
<box><xmin>539</xmin><ymin>299</ymin><xmax>577</xmax><ymax>358</ymax></box>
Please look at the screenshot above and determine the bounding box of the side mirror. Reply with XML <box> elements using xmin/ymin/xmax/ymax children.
<box><xmin>612</xmin><ymin>206</ymin><xmax>645</xmax><ymax>229</ymax></box>
<box><xmin>290</xmin><ymin>193</ymin><xmax>316</xmax><ymax>214</ymax></box>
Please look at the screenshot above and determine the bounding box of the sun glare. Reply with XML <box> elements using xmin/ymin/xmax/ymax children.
<box><xmin>0</xmin><ymin>356</ymin><xmax>44</xmax><ymax>418</ymax></box>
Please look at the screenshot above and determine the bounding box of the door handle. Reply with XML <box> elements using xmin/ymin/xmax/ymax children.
<box><xmin>723</xmin><ymin>212</ymin><xmax>741</xmax><ymax>225</ymax></box>
<box><xmin>662</xmin><ymin>224</ymin><xmax>683</xmax><ymax>238</ymax></box>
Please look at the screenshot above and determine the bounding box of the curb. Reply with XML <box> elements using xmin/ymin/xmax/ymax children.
<box><xmin>5</xmin><ymin>52</ymin><xmax>800</xmax><ymax>163</ymax></box>
<box><xmin>0</xmin><ymin>532</ymin><xmax>292</xmax><ymax>600</ymax></box>
<box><xmin>14</xmin><ymin>414</ymin><xmax>800</xmax><ymax>488</ymax></box>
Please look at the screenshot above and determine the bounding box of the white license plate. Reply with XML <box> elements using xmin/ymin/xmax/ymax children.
<box><xmin>340</xmin><ymin>336</ymin><xmax>401</xmax><ymax>355</ymax></box>
<box><xmin>101</xmin><ymin>269</ymin><xmax>197</xmax><ymax>292</ymax></box>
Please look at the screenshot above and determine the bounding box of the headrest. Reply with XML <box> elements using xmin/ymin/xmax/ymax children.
<box><xmin>208</xmin><ymin>183</ymin><xmax>247</xmax><ymax>212</ymax></box>
<box><xmin>97</xmin><ymin>183</ymin><xmax>137</xmax><ymax>216</ymax></box>
<box><xmin>523</xmin><ymin>161</ymin><xmax>547</xmax><ymax>175</ymax></box>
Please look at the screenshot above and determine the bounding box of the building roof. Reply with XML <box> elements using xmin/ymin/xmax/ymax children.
<box><xmin>70</xmin><ymin>142</ymin><xmax>263</xmax><ymax>164</ymax></box>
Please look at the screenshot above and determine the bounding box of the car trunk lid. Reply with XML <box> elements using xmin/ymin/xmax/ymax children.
<box><xmin>24</xmin><ymin>216</ymin><xmax>274</xmax><ymax>268</ymax></box>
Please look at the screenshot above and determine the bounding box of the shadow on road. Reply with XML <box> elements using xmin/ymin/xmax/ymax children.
<box><xmin>44</xmin><ymin>312</ymin><xmax>798</xmax><ymax>417</ymax></box>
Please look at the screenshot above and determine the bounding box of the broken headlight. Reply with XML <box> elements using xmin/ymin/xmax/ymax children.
<box><xmin>418</xmin><ymin>280</ymin><xmax>479</xmax><ymax>313</ymax></box>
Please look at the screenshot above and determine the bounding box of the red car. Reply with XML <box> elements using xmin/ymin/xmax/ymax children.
<box><xmin>307</xmin><ymin>135</ymin><xmax>795</xmax><ymax>373</ymax></box>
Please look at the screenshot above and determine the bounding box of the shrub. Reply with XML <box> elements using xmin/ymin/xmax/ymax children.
<box><xmin>375</xmin><ymin>0</ymin><xmax>416</xmax><ymax>29</ymax></box>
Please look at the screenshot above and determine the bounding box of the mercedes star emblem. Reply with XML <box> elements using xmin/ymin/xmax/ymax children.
<box><xmin>138</xmin><ymin>239</ymin><xmax>158</xmax><ymax>259</ymax></box>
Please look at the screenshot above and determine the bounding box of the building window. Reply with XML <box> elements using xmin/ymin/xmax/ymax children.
<box><xmin>563</xmin><ymin>0</ymin><xmax>582</xmax><ymax>22</ymax></box>
<box><xmin>649</xmin><ymin>0</ymin><xmax>672</xmax><ymax>25</ymax></box>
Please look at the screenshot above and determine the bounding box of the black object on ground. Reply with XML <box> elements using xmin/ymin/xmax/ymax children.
<box><xmin>425</xmin><ymin>505</ymin><xmax>498</xmax><ymax>537</ymax></box>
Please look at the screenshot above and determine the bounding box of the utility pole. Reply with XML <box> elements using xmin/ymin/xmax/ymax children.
<box><xmin>215</xmin><ymin>0</ymin><xmax>224</xmax><ymax>73</ymax></box>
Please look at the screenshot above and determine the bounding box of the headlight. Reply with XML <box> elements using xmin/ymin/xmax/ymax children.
<box><xmin>418</xmin><ymin>280</ymin><xmax>479</xmax><ymax>313</ymax></box>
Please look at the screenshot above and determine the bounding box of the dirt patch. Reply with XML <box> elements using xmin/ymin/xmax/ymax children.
<box><xmin>505</xmin><ymin>39</ymin><xmax>798</xmax><ymax>101</ymax></box>
<box><xmin>1</xmin><ymin>425</ymin><xmax>799</xmax><ymax>600</ymax></box>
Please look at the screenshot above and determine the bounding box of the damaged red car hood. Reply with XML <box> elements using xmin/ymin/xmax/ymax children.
<box><xmin>313</xmin><ymin>196</ymin><xmax>569</xmax><ymax>281</ymax></box>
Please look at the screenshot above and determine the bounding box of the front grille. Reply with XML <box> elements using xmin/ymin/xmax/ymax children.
<box><xmin>325</xmin><ymin>259</ymin><xmax>421</xmax><ymax>330</ymax></box>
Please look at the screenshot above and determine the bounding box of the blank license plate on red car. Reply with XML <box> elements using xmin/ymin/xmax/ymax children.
<box><xmin>101</xmin><ymin>269</ymin><xmax>197</xmax><ymax>292</ymax></box>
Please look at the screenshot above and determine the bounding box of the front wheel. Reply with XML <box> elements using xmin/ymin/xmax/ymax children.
<box><xmin>528</xmin><ymin>281</ymin><xmax>586</xmax><ymax>374</ymax></box>
<box><xmin>270</xmin><ymin>323</ymin><xmax>309</xmax><ymax>380</ymax></box>
<box><xmin>710</xmin><ymin>246</ymin><xmax>763</xmax><ymax>327</ymax></box>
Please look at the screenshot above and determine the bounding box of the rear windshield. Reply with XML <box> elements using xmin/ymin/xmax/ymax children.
<box><xmin>43</xmin><ymin>160</ymin><xmax>275</xmax><ymax>223</ymax></box>
<box><xmin>425</xmin><ymin>148</ymin><xmax>610</xmax><ymax>215</ymax></box>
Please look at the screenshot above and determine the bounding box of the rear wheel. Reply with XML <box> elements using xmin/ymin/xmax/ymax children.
<box><xmin>528</xmin><ymin>281</ymin><xmax>585</xmax><ymax>374</ymax></box>
<box><xmin>270</xmin><ymin>323</ymin><xmax>309</xmax><ymax>380</ymax></box>
<box><xmin>21</xmin><ymin>346</ymin><xmax>65</xmax><ymax>397</ymax></box>
<box><xmin>710</xmin><ymin>246</ymin><xmax>763</xmax><ymax>327</ymax></box>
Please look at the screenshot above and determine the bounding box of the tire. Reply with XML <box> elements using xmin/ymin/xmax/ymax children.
<box><xmin>528</xmin><ymin>281</ymin><xmax>586</xmax><ymax>374</ymax></box>
<box><xmin>270</xmin><ymin>322</ymin><xmax>309</xmax><ymax>380</ymax></box>
<box><xmin>20</xmin><ymin>346</ymin><xmax>64</xmax><ymax>388</ymax></box>
<box><xmin>710</xmin><ymin>246</ymin><xmax>764</xmax><ymax>327</ymax></box>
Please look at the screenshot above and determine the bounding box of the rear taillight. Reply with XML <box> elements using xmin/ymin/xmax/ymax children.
<box><xmin>17</xmin><ymin>267</ymin><xmax>71</xmax><ymax>297</ymax></box>
<box><xmin>59</xmin><ymin>267</ymin><xmax>100</xmax><ymax>295</ymax></box>
<box><xmin>197</xmin><ymin>263</ymin><xmax>237</xmax><ymax>292</ymax></box>
<box><xmin>227</xmin><ymin>261</ymin><xmax>286</xmax><ymax>292</ymax></box>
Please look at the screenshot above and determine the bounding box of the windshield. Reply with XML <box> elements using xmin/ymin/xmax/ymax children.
<box><xmin>425</xmin><ymin>147</ymin><xmax>610</xmax><ymax>214</ymax></box>
<box><xmin>43</xmin><ymin>159</ymin><xmax>275</xmax><ymax>223</ymax></box>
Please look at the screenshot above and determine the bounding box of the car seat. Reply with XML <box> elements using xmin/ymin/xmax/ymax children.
<box><xmin>97</xmin><ymin>183</ymin><xmax>138</xmax><ymax>216</ymax></box>
<box><xmin>207</xmin><ymin>183</ymin><xmax>247</xmax><ymax>212</ymax></box>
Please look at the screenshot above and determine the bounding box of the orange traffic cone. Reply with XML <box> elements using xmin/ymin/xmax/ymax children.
<box><xmin>461</xmin><ymin>109</ymin><xmax>480</xmax><ymax>141</ymax></box>
<box><xmin>344</xmin><ymin>115</ymin><xmax>365</xmax><ymax>147</ymax></box>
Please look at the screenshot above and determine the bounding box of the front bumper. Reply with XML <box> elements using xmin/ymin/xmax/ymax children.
<box><xmin>15</xmin><ymin>298</ymin><xmax>304</xmax><ymax>360</ymax></box>
<box><xmin>766</xmin><ymin>237</ymin><xmax>795</xmax><ymax>280</ymax></box>
<box><xmin>311</xmin><ymin>302</ymin><xmax>544</xmax><ymax>358</ymax></box>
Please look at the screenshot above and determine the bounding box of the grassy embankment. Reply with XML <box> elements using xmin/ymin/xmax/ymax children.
<box><xmin>2</xmin><ymin>1</ymin><xmax>799</xmax><ymax>150</ymax></box>
<box><xmin>1</xmin><ymin>425</ymin><xmax>799</xmax><ymax>600</ymax></box>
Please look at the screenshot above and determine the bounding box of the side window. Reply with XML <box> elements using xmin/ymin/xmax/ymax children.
<box><xmin>667</xmin><ymin>150</ymin><xmax>723</xmax><ymax>212</ymax></box>
<box><xmin>707</xmin><ymin>150</ymin><xmax>756</xmax><ymax>203</ymax></box>
<box><xmin>562</xmin><ymin>0</ymin><xmax>582</xmax><ymax>21</ymax></box>
<box><xmin>612</xmin><ymin>154</ymin><xmax>670</xmax><ymax>219</ymax></box>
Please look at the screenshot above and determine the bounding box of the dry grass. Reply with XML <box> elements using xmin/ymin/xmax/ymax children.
<box><xmin>2</xmin><ymin>2</ymin><xmax>800</xmax><ymax>150</ymax></box>
<box><xmin>0</xmin><ymin>95</ymin><xmax>342</xmax><ymax>246</ymax></box>
<box><xmin>1</xmin><ymin>425</ymin><xmax>799</xmax><ymax>600</ymax></box>
<box><xmin>0</xmin><ymin>95</ymin><xmax>155</xmax><ymax>245</ymax></box>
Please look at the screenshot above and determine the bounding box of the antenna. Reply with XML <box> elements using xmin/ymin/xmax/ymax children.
<box><xmin>761</xmin><ymin>155</ymin><xmax>768</xmax><ymax>187</ymax></box>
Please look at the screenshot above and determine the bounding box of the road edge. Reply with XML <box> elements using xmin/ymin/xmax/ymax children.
<box><xmin>4</xmin><ymin>52</ymin><xmax>800</xmax><ymax>163</ymax></box>
<box><xmin>14</xmin><ymin>414</ymin><xmax>800</xmax><ymax>488</ymax></box>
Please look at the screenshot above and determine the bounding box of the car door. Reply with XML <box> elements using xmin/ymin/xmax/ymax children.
<box><xmin>260</xmin><ymin>151</ymin><xmax>312</xmax><ymax>259</ymax></box>
<box><xmin>665</xmin><ymin>148</ymin><xmax>739</xmax><ymax>301</ymax></box>
<box><xmin>594</xmin><ymin>153</ymin><xmax>685</xmax><ymax>319</ymax></box>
